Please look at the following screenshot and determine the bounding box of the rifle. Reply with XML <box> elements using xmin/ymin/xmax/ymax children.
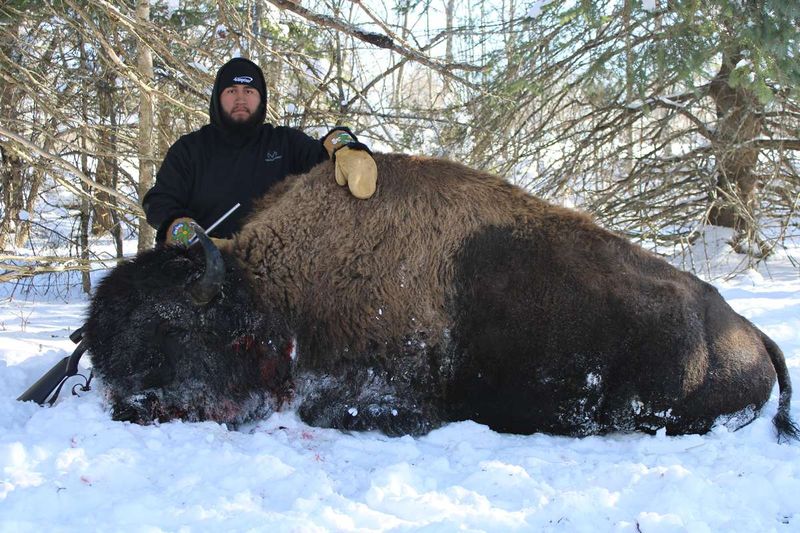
<box><xmin>17</xmin><ymin>205</ymin><xmax>241</xmax><ymax>406</ymax></box>
<box><xmin>17</xmin><ymin>326</ymin><xmax>92</xmax><ymax>405</ymax></box>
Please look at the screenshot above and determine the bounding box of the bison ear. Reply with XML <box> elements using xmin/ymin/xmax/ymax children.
<box><xmin>187</xmin><ymin>223</ymin><xmax>225</xmax><ymax>305</ymax></box>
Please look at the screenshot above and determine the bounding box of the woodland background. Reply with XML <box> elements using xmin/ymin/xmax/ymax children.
<box><xmin>1</xmin><ymin>0</ymin><xmax>799</xmax><ymax>294</ymax></box>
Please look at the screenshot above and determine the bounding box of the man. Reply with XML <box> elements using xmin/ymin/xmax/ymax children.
<box><xmin>143</xmin><ymin>57</ymin><xmax>377</xmax><ymax>245</ymax></box>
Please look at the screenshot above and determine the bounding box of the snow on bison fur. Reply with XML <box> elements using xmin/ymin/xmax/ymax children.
<box><xmin>85</xmin><ymin>153</ymin><xmax>798</xmax><ymax>440</ymax></box>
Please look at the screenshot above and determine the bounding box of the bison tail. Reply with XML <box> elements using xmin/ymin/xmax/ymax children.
<box><xmin>761</xmin><ymin>331</ymin><xmax>800</xmax><ymax>443</ymax></box>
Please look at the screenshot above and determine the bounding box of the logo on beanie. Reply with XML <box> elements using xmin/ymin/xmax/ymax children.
<box><xmin>233</xmin><ymin>76</ymin><xmax>254</xmax><ymax>84</ymax></box>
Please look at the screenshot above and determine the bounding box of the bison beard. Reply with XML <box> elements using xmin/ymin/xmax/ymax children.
<box><xmin>85</xmin><ymin>153</ymin><xmax>798</xmax><ymax>440</ymax></box>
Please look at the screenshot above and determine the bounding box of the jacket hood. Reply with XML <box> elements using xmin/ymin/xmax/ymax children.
<box><xmin>209</xmin><ymin>57</ymin><xmax>268</xmax><ymax>137</ymax></box>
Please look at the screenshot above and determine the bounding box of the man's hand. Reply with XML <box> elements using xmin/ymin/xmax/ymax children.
<box><xmin>166</xmin><ymin>217</ymin><xmax>196</xmax><ymax>246</ymax></box>
<box><xmin>323</xmin><ymin>128</ymin><xmax>378</xmax><ymax>199</ymax></box>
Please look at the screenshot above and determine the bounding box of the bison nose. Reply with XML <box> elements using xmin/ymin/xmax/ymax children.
<box><xmin>112</xmin><ymin>399</ymin><xmax>149</xmax><ymax>424</ymax></box>
<box><xmin>111</xmin><ymin>392</ymin><xmax>167</xmax><ymax>425</ymax></box>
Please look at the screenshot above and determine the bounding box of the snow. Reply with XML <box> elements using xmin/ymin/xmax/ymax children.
<box><xmin>527</xmin><ymin>1</ymin><xmax>554</xmax><ymax>19</ymax></box>
<box><xmin>2</xmin><ymin>241</ymin><xmax>800</xmax><ymax>531</ymax></box>
<box><xmin>163</xmin><ymin>0</ymin><xmax>181</xmax><ymax>17</ymax></box>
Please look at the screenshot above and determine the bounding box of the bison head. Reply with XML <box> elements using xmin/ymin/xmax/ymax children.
<box><xmin>85</xmin><ymin>231</ymin><xmax>293</xmax><ymax>427</ymax></box>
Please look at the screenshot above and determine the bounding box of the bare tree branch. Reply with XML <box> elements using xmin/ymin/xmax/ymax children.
<box><xmin>0</xmin><ymin>125</ymin><xmax>143</xmax><ymax>214</ymax></box>
<box><xmin>265</xmin><ymin>0</ymin><xmax>484</xmax><ymax>90</ymax></box>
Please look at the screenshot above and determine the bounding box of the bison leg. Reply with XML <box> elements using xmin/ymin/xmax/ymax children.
<box><xmin>447</xmin><ymin>225</ymin><xmax>620</xmax><ymax>435</ymax></box>
<box><xmin>295</xmin><ymin>365</ymin><xmax>443</xmax><ymax>437</ymax></box>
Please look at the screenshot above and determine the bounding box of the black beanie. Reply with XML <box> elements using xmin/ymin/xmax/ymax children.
<box><xmin>216</xmin><ymin>58</ymin><xmax>266</xmax><ymax>100</ymax></box>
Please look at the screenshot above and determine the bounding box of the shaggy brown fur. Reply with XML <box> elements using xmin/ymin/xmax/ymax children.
<box><xmin>235</xmin><ymin>154</ymin><xmax>556</xmax><ymax>362</ymax></box>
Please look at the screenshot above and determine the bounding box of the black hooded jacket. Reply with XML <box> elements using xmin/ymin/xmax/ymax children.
<box><xmin>142</xmin><ymin>58</ymin><xmax>328</xmax><ymax>241</ymax></box>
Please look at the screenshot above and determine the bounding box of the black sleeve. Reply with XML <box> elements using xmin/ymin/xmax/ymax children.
<box><xmin>142</xmin><ymin>139</ymin><xmax>195</xmax><ymax>242</ymax></box>
<box><xmin>285</xmin><ymin>128</ymin><xmax>329</xmax><ymax>175</ymax></box>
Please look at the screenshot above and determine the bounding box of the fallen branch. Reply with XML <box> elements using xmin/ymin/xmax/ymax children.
<box><xmin>0</xmin><ymin>255</ymin><xmax>125</xmax><ymax>283</ymax></box>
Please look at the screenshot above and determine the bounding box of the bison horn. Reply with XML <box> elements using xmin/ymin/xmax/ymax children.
<box><xmin>188</xmin><ymin>223</ymin><xmax>225</xmax><ymax>305</ymax></box>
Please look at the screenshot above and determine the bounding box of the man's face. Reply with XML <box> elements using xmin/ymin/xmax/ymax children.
<box><xmin>220</xmin><ymin>84</ymin><xmax>261</xmax><ymax>123</ymax></box>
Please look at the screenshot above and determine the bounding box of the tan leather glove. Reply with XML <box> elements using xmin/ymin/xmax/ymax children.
<box><xmin>332</xmin><ymin>146</ymin><xmax>377</xmax><ymax>199</ymax></box>
<box><xmin>166</xmin><ymin>217</ymin><xmax>196</xmax><ymax>246</ymax></box>
<box><xmin>323</xmin><ymin>129</ymin><xmax>377</xmax><ymax>200</ymax></box>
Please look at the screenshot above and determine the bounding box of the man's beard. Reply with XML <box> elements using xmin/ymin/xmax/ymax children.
<box><xmin>220</xmin><ymin>105</ymin><xmax>264</xmax><ymax>135</ymax></box>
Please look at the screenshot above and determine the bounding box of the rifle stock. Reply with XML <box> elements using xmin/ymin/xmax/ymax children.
<box><xmin>17</xmin><ymin>327</ymin><xmax>90</xmax><ymax>406</ymax></box>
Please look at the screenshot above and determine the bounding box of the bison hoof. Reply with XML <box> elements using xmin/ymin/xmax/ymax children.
<box><xmin>299</xmin><ymin>401</ymin><xmax>435</xmax><ymax>437</ymax></box>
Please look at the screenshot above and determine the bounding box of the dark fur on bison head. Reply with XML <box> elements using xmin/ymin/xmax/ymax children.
<box><xmin>85</xmin><ymin>232</ymin><xmax>293</xmax><ymax>427</ymax></box>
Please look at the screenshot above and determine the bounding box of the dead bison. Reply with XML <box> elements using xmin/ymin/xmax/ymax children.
<box><xmin>85</xmin><ymin>153</ymin><xmax>798</xmax><ymax>440</ymax></box>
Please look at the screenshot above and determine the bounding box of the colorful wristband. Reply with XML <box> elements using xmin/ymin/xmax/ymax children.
<box><xmin>329</xmin><ymin>131</ymin><xmax>356</xmax><ymax>152</ymax></box>
<box><xmin>170</xmin><ymin>221</ymin><xmax>195</xmax><ymax>245</ymax></box>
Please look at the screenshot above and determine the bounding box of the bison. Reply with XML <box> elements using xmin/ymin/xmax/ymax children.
<box><xmin>85</xmin><ymin>153</ymin><xmax>798</xmax><ymax>440</ymax></box>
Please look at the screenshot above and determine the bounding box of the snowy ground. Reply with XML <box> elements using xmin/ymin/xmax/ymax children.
<box><xmin>1</xmin><ymin>233</ymin><xmax>799</xmax><ymax>532</ymax></box>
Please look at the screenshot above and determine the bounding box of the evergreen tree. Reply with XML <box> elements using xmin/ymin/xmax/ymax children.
<box><xmin>463</xmin><ymin>0</ymin><xmax>800</xmax><ymax>254</ymax></box>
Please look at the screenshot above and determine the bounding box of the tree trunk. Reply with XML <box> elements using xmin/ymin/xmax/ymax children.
<box><xmin>17</xmin><ymin>134</ymin><xmax>49</xmax><ymax>248</ymax></box>
<box><xmin>109</xmin><ymin>80</ymin><xmax>124</xmax><ymax>258</ymax></box>
<box><xmin>136</xmin><ymin>0</ymin><xmax>155</xmax><ymax>250</ymax></box>
<box><xmin>79</xmin><ymin>39</ymin><xmax>92</xmax><ymax>294</ymax></box>
<box><xmin>14</xmin><ymin>34</ymin><xmax>58</xmax><ymax>248</ymax></box>
<box><xmin>0</xmin><ymin>141</ymin><xmax>23</xmax><ymax>251</ymax></box>
<box><xmin>623</xmin><ymin>0</ymin><xmax>634</xmax><ymax>174</ymax></box>
<box><xmin>80</xmin><ymin>190</ymin><xmax>92</xmax><ymax>294</ymax></box>
<box><xmin>707</xmin><ymin>48</ymin><xmax>764</xmax><ymax>242</ymax></box>
<box><xmin>0</xmin><ymin>21</ymin><xmax>23</xmax><ymax>250</ymax></box>
<box><xmin>92</xmin><ymin>67</ymin><xmax>116</xmax><ymax>236</ymax></box>
<box><xmin>262</xmin><ymin>2</ymin><xmax>282</xmax><ymax>120</ymax></box>
<box><xmin>443</xmin><ymin>0</ymin><xmax>455</xmax><ymax>97</ymax></box>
